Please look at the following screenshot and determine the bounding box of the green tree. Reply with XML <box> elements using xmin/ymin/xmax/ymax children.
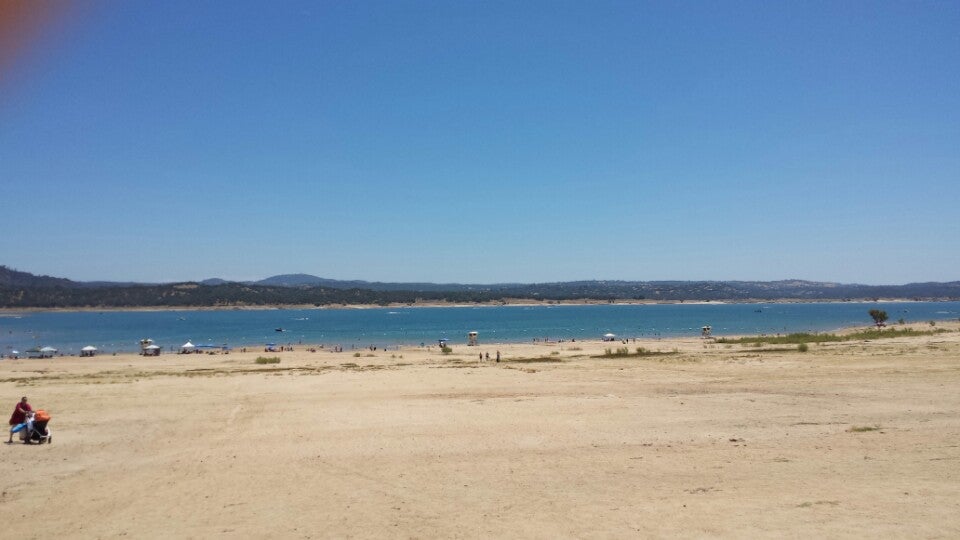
<box><xmin>869</xmin><ymin>309</ymin><xmax>888</xmax><ymax>328</ymax></box>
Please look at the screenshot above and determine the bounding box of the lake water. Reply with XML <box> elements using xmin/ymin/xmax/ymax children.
<box><xmin>2</xmin><ymin>301</ymin><xmax>959</xmax><ymax>354</ymax></box>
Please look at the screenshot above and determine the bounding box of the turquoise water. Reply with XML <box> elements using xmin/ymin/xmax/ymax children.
<box><xmin>1</xmin><ymin>302</ymin><xmax>958</xmax><ymax>354</ymax></box>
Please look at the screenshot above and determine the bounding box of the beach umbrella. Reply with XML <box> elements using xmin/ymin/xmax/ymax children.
<box><xmin>81</xmin><ymin>346</ymin><xmax>98</xmax><ymax>352</ymax></box>
<box><xmin>35</xmin><ymin>346</ymin><xmax>58</xmax><ymax>358</ymax></box>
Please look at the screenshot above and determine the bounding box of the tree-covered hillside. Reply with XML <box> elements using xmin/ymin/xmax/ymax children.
<box><xmin>1</xmin><ymin>266</ymin><xmax>958</xmax><ymax>308</ymax></box>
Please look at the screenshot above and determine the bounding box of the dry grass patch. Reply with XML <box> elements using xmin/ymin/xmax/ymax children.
<box><xmin>503</xmin><ymin>357</ymin><xmax>563</xmax><ymax>364</ymax></box>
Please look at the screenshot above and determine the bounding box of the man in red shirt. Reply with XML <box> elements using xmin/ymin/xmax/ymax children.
<box><xmin>8</xmin><ymin>397</ymin><xmax>32</xmax><ymax>443</ymax></box>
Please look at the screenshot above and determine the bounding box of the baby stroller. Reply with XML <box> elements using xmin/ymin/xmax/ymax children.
<box><xmin>14</xmin><ymin>410</ymin><xmax>52</xmax><ymax>444</ymax></box>
<box><xmin>28</xmin><ymin>410</ymin><xmax>51</xmax><ymax>443</ymax></box>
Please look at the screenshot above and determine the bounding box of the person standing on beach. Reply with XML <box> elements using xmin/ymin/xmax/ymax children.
<box><xmin>8</xmin><ymin>396</ymin><xmax>31</xmax><ymax>443</ymax></box>
<box><xmin>496</xmin><ymin>351</ymin><xmax>500</xmax><ymax>363</ymax></box>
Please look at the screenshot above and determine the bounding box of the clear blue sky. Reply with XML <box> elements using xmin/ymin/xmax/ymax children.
<box><xmin>2</xmin><ymin>1</ymin><xmax>958</xmax><ymax>285</ymax></box>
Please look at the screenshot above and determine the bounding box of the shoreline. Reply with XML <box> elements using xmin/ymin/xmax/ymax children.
<box><xmin>4</xmin><ymin>302</ymin><xmax>956</xmax><ymax>356</ymax></box>
<box><xmin>6</xmin><ymin>321</ymin><xmax>955</xmax><ymax>358</ymax></box>
<box><xmin>0</xmin><ymin>296</ymin><xmax>946</xmax><ymax>315</ymax></box>
<box><xmin>4</xmin><ymin>319</ymin><xmax>957</xmax><ymax>360</ymax></box>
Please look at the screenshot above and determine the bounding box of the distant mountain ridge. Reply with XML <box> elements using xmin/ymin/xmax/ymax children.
<box><xmin>0</xmin><ymin>266</ymin><xmax>146</xmax><ymax>289</ymax></box>
<box><xmin>2</xmin><ymin>265</ymin><xmax>959</xmax><ymax>308</ymax></box>
<box><xmin>253</xmin><ymin>273</ymin><xmax>520</xmax><ymax>292</ymax></box>
<box><xmin>0</xmin><ymin>266</ymin><xmax>75</xmax><ymax>288</ymax></box>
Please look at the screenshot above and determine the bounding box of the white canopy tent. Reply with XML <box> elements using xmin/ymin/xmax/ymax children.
<box><xmin>181</xmin><ymin>341</ymin><xmax>196</xmax><ymax>354</ymax></box>
<box><xmin>80</xmin><ymin>345</ymin><xmax>98</xmax><ymax>357</ymax></box>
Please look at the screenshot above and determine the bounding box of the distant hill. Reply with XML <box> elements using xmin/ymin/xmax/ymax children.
<box><xmin>253</xmin><ymin>274</ymin><xmax>516</xmax><ymax>292</ymax></box>
<box><xmin>199</xmin><ymin>278</ymin><xmax>233</xmax><ymax>286</ymax></box>
<box><xmin>0</xmin><ymin>266</ymin><xmax>145</xmax><ymax>289</ymax></box>
<box><xmin>255</xmin><ymin>274</ymin><xmax>342</xmax><ymax>287</ymax></box>
<box><xmin>0</xmin><ymin>265</ymin><xmax>77</xmax><ymax>288</ymax></box>
<box><xmin>1</xmin><ymin>265</ymin><xmax>959</xmax><ymax>308</ymax></box>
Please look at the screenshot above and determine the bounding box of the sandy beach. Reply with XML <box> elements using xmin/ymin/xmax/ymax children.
<box><xmin>2</xmin><ymin>323</ymin><xmax>959</xmax><ymax>538</ymax></box>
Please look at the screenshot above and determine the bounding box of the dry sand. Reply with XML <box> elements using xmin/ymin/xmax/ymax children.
<box><xmin>2</xmin><ymin>323</ymin><xmax>959</xmax><ymax>538</ymax></box>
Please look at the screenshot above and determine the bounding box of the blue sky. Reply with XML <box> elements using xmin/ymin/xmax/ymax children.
<box><xmin>2</xmin><ymin>1</ymin><xmax>958</xmax><ymax>284</ymax></box>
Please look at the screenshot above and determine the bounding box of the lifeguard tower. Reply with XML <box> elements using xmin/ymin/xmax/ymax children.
<box><xmin>701</xmin><ymin>325</ymin><xmax>712</xmax><ymax>338</ymax></box>
<box><xmin>468</xmin><ymin>331</ymin><xmax>478</xmax><ymax>346</ymax></box>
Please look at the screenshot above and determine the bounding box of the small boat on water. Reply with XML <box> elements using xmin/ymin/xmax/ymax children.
<box><xmin>275</xmin><ymin>328</ymin><xmax>285</xmax><ymax>332</ymax></box>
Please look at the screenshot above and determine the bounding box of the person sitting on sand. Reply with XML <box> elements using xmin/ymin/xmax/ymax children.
<box><xmin>8</xmin><ymin>396</ymin><xmax>31</xmax><ymax>443</ymax></box>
